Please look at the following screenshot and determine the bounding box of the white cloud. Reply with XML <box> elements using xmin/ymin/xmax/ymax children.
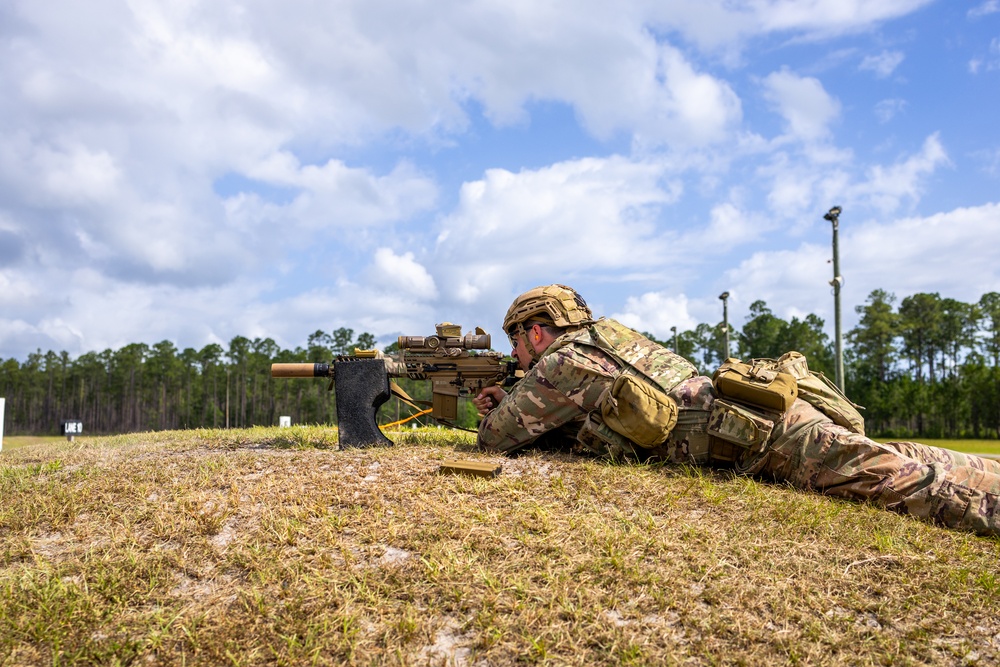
<box><xmin>0</xmin><ymin>135</ymin><xmax>120</xmax><ymax>208</ymax></box>
<box><xmin>370</xmin><ymin>248</ymin><xmax>439</xmax><ymax>300</ymax></box>
<box><xmin>0</xmin><ymin>0</ymin><xmax>937</xmax><ymax>161</ymax></box>
<box><xmin>849</xmin><ymin>133</ymin><xmax>949</xmax><ymax>212</ymax></box>
<box><xmin>751</xmin><ymin>0</ymin><xmax>934</xmax><ymax>34</ymax></box>
<box><xmin>874</xmin><ymin>98</ymin><xmax>906</xmax><ymax>123</ymax></box>
<box><xmin>859</xmin><ymin>50</ymin><xmax>905</xmax><ymax>78</ymax></box>
<box><xmin>0</xmin><ymin>262</ymin><xmax>441</xmax><ymax>358</ymax></box>
<box><xmin>761</xmin><ymin>69</ymin><xmax>841</xmax><ymax>143</ymax></box>
<box><xmin>755</xmin><ymin>149</ymin><xmax>852</xmax><ymax>226</ymax></box>
<box><xmin>611</xmin><ymin>292</ymin><xmax>700</xmax><ymax>339</ymax></box>
<box><xmin>765</xmin><ymin>157</ymin><xmax>819</xmax><ymax>216</ymax></box>
<box><xmin>627</xmin><ymin>45</ymin><xmax>743</xmax><ymax>148</ymax></box>
<box><xmin>237</xmin><ymin>155</ymin><xmax>439</xmax><ymax>232</ymax></box>
<box><xmin>755</xmin><ymin>134</ymin><xmax>947</xmax><ymax>227</ymax></box>
<box><xmin>968</xmin><ymin>1</ymin><xmax>999</xmax><ymax>19</ymax></box>
<box><xmin>263</xmin><ymin>282</ymin><xmax>441</xmax><ymax>344</ymax></box>
<box><xmin>151</xmin><ymin>0</ymin><xmax>745</xmax><ymax>150</ymax></box>
<box><xmin>719</xmin><ymin>202</ymin><xmax>1000</xmax><ymax>334</ymax></box>
<box><xmin>845</xmin><ymin>203</ymin><xmax>1000</xmax><ymax>303</ymax></box>
<box><xmin>0</xmin><ymin>267</ymin><xmax>259</xmax><ymax>356</ymax></box>
<box><xmin>970</xmin><ymin>37</ymin><xmax>1000</xmax><ymax>73</ymax></box>
<box><xmin>431</xmin><ymin>156</ymin><xmax>682</xmax><ymax>305</ymax></box>
<box><xmin>698</xmin><ymin>202</ymin><xmax>771</xmax><ymax>250</ymax></box>
<box><xmin>721</xmin><ymin>244</ymin><xmax>833</xmax><ymax>323</ymax></box>
<box><xmin>644</xmin><ymin>0</ymin><xmax>934</xmax><ymax>54</ymax></box>
<box><xmin>0</xmin><ymin>268</ymin><xmax>40</xmax><ymax>312</ymax></box>
<box><xmin>971</xmin><ymin>146</ymin><xmax>1000</xmax><ymax>176</ymax></box>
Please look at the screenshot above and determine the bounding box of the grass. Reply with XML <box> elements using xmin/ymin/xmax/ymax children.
<box><xmin>6</xmin><ymin>433</ymin><xmax>997</xmax><ymax>454</ymax></box>
<box><xmin>1</xmin><ymin>436</ymin><xmax>70</xmax><ymax>452</ymax></box>
<box><xmin>1</xmin><ymin>426</ymin><xmax>998</xmax><ymax>665</ymax></box>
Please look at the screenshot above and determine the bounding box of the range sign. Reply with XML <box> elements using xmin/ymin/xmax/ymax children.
<box><xmin>61</xmin><ymin>420</ymin><xmax>83</xmax><ymax>440</ymax></box>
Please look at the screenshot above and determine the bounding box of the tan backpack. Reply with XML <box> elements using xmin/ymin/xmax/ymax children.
<box><xmin>775</xmin><ymin>351</ymin><xmax>866</xmax><ymax>434</ymax></box>
<box><xmin>713</xmin><ymin>351</ymin><xmax>866</xmax><ymax>435</ymax></box>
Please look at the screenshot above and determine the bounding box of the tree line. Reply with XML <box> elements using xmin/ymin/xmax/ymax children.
<box><xmin>0</xmin><ymin>329</ymin><xmax>382</xmax><ymax>437</ymax></box>
<box><xmin>2</xmin><ymin>290</ymin><xmax>999</xmax><ymax>439</ymax></box>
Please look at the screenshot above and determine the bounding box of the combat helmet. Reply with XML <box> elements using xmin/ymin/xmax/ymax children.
<box><xmin>503</xmin><ymin>284</ymin><xmax>594</xmax><ymax>363</ymax></box>
<box><xmin>503</xmin><ymin>284</ymin><xmax>594</xmax><ymax>331</ymax></box>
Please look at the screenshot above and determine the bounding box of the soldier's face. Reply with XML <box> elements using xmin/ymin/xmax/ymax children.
<box><xmin>511</xmin><ymin>334</ymin><xmax>533</xmax><ymax>371</ymax></box>
<box><xmin>510</xmin><ymin>324</ymin><xmax>550</xmax><ymax>371</ymax></box>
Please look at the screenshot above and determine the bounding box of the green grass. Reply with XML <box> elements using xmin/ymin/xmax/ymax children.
<box><xmin>1</xmin><ymin>435</ymin><xmax>70</xmax><ymax>452</ymax></box>
<box><xmin>1</xmin><ymin>427</ymin><xmax>999</xmax><ymax>665</ymax></box>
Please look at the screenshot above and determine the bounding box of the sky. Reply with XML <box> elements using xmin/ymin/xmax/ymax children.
<box><xmin>2</xmin><ymin>0</ymin><xmax>1000</xmax><ymax>361</ymax></box>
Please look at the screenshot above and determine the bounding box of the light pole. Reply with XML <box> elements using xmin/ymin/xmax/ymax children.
<box><xmin>670</xmin><ymin>325</ymin><xmax>678</xmax><ymax>352</ymax></box>
<box><xmin>718</xmin><ymin>291</ymin><xmax>730</xmax><ymax>360</ymax></box>
<box><xmin>824</xmin><ymin>205</ymin><xmax>845</xmax><ymax>392</ymax></box>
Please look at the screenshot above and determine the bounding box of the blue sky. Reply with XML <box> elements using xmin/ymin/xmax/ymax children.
<box><xmin>1</xmin><ymin>0</ymin><xmax>999</xmax><ymax>360</ymax></box>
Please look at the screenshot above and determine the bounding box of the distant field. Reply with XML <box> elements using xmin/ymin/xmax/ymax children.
<box><xmin>874</xmin><ymin>438</ymin><xmax>1000</xmax><ymax>457</ymax></box>
<box><xmin>1</xmin><ymin>435</ymin><xmax>69</xmax><ymax>451</ymax></box>
<box><xmin>7</xmin><ymin>433</ymin><xmax>1000</xmax><ymax>456</ymax></box>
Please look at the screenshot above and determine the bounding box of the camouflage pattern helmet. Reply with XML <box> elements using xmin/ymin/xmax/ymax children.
<box><xmin>503</xmin><ymin>284</ymin><xmax>595</xmax><ymax>332</ymax></box>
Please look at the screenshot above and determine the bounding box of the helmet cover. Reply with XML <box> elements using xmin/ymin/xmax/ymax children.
<box><xmin>502</xmin><ymin>284</ymin><xmax>595</xmax><ymax>333</ymax></box>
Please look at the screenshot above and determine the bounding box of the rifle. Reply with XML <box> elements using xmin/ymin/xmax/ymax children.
<box><xmin>271</xmin><ymin>323</ymin><xmax>520</xmax><ymax>448</ymax></box>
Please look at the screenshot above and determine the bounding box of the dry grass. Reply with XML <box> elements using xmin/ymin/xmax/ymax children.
<box><xmin>1</xmin><ymin>425</ymin><xmax>998</xmax><ymax>666</ymax></box>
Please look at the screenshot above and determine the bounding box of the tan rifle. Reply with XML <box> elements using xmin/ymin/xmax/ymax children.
<box><xmin>271</xmin><ymin>323</ymin><xmax>519</xmax><ymax>447</ymax></box>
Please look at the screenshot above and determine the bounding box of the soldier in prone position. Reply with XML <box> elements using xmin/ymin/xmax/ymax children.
<box><xmin>474</xmin><ymin>284</ymin><xmax>1000</xmax><ymax>537</ymax></box>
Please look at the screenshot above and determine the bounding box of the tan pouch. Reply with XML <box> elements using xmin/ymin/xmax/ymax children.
<box><xmin>774</xmin><ymin>351</ymin><xmax>866</xmax><ymax>434</ymax></box>
<box><xmin>713</xmin><ymin>358</ymin><xmax>798</xmax><ymax>412</ymax></box>
<box><xmin>706</xmin><ymin>399</ymin><xmax>774</xmax><ymax>453</ymax></box>
<box><xmin>774</xmin><ymin>350</ymin><xmax>810</xmax><ymax>380</ymax></box>
<box><xmin>601</xmin><ymin>369</ymin><xmax>679</xmax><ymax>448</ymax></box>
<box><xmin>576</xmin><ymin>413</ymin><xmax>642</xmax><ymax>460</ymax></box>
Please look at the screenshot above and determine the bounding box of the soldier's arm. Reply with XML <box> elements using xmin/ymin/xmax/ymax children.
<box><xmin>477</xmin><ymin>347</ymin><xmax>609</xmax><ymax>455</ymax></box>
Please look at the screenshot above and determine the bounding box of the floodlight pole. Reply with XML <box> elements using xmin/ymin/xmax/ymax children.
<box><xmin>718</xmin><ymin>291</ymin><xmax>731</xmax><ymax>360</ymax></box>
<box><xmin>824</xmin><ymin>205</ymin><xmax>845</xmax><ymax>392</ymax></box>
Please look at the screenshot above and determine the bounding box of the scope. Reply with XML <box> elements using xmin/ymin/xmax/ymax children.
<box><xmin>398</xmin><ymin>333</ymin><xmax>491</xmax><ymax>351</ymax></box>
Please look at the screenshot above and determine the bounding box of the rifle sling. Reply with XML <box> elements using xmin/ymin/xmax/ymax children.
<box><xmin>389</xmin><ymin>381</ymin><xmax>429</xmax><ymax>411</ymax></box>
<box><xmin>388</xmin><ymin>381</ymin><xmax>479</xmax><ymax>435</ymax></box>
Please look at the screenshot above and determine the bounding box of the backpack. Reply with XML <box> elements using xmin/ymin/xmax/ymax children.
<box><xmin>714</xmin><ymin>351</ymin><xmax>865</xmax><ymax>435</ymax></box>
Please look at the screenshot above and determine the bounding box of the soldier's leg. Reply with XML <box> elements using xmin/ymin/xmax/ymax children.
<box><xmin>880</xmin><ymin>440</ymin><xmax>1000</xmax><ymax>476</ymax></box>
<box><xmin>761</xmin><ymin>404</ymin><xmax>1000</xmax><ymax>536</ymax></box>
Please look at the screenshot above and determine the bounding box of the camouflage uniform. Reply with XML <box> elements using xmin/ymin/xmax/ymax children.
<box><xmin>478</xmin><ymin>318</ymin><xmax>1000</xmax><ymax>537</ymax></box>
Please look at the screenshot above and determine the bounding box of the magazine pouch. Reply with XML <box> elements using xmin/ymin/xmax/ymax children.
<box><xmin>706</xmin><ymin>399</ymin><xmax>775</xmax><ymax>463</ymax></box>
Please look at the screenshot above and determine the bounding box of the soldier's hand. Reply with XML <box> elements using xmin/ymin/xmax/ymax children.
<box><xmin>474</xmin><ymin>386</ymin><xmax>507</xmax><ymax>416</ymax></box>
